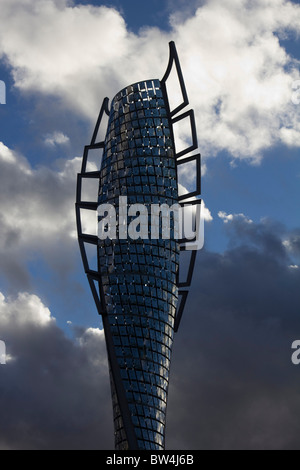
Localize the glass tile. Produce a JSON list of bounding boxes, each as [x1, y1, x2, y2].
[[97, 78, 179, 451]]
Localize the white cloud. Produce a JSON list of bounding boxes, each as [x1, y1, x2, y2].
[[280, 126, 300, 147], [44, 131, 70, 147], [218, 211, 253, 224], [0, 142, 82, 289], [172, 0, 300, 162], [0, 142, 79, 242], [0, 142, 18, 164], [0, 0, 299, 164], [0, 0, 299, 293], [0, 289, 113, 450], [202, 203, 213, 222], [0, 144, 81, 246], [0, 291, 53, 327], [282, 233, 300, 256], [218, 211, 235, 223], [283, 239, 292, 250], [0, 1, 140, 119]]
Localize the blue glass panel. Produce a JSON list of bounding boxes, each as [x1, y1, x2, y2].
[[98, 79, 179, 451]]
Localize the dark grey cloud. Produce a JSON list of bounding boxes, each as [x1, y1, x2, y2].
[[0, 142, 101, 328], [0, 143, 82, 290], [0, 294, 113, 450], [167, 217, 300, 450], [1, 216, 300, 450]]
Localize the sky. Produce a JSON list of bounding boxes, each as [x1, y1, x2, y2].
[[0, 0, 300, 450]]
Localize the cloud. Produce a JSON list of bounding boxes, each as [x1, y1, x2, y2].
[[0, 142, 81, 290], [171, 0, 300, 162], [0, 291, 113, 450], [283, 231, 300, 256], [0, 0, 300, 451], [0, 0, 139, 119], [0, 292, 53, 327], [202, 202, 213, 223], [0, 0, 299, 163], [44, 131, 70, 147], [218, 211, 253, 224], [1, 215, 300, 450], [166, 214, 300, 450]]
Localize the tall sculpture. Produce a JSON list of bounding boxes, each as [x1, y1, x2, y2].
[[76, 42, 202, 450]]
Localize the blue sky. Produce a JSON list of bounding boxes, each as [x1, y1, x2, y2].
[[0, 0, 300, 450]]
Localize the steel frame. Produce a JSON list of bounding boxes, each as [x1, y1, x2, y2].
[[75, 41, 201, 448]]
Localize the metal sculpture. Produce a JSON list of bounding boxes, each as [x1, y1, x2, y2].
[[76, 41, 201, 450]]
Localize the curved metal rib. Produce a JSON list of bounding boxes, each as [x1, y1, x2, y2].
[[76, 97, 110, 315], [161, 41, 189, 117], [76, 97, 139, 450], [75, 41, 202, 449], [161, 42, 202, 332]]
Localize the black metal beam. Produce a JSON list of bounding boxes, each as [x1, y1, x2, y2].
[[177, 153, 201, 201], [91, 97, 110, 146], [161, 41, 189, 117], [174, 291, 189, 333], [172, 109, 198, 159], [161, 42, 200, 333]]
